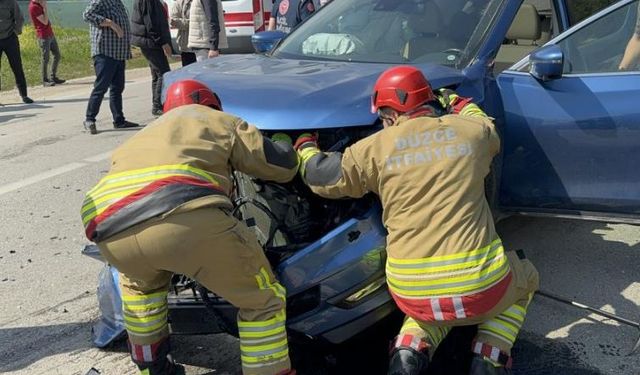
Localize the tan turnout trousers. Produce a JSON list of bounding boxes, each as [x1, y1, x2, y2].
[[98, 207, 290, 375]]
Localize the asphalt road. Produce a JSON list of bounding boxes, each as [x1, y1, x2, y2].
[[0, 67, 639, 375]]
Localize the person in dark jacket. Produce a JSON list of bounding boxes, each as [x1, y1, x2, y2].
[[131, 0, 172, 116], [0, 0, 33, 103]]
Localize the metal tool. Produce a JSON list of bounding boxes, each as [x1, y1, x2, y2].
[[536, 289, 640, 355]]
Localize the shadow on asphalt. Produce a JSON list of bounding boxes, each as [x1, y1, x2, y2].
[[0, 321, 94, 372], [0, 113, 36, 124]]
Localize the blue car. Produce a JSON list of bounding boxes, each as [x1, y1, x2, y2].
[[93, 0, 640, 360]]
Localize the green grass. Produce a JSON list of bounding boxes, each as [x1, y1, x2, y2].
[[0, 26, 149, 92]]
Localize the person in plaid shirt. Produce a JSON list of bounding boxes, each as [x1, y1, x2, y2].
[[82, 0, 139, 134]]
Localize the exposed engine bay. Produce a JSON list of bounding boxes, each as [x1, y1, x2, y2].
[[165, 125, 383, 336], [232, 125, 381, 266]]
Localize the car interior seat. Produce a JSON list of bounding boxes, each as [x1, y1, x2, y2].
[[494, 3, 542, 73], [402, 2, 456, 61]]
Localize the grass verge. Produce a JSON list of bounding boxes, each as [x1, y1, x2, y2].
[[0, 26, 149, 92]]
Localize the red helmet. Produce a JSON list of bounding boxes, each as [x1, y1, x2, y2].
[[371, 66, 436, 113], [163, 79, 222, 113]]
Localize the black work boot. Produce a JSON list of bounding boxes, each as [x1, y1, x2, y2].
[[388, 347, 430, 375], [469, 354, 512, 375], [130, 339, 183, 375], [135, 354, 184, 375]]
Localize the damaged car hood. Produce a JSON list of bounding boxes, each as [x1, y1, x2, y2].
[[162, 54, 465, 130]]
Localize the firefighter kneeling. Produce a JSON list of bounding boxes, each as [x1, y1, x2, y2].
[[80, 80, 297, 375], [294, 66, 539, 375]]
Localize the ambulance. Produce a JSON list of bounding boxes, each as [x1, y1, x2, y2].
[[165, 0, 275, 52]]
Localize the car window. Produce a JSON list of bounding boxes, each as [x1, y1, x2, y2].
[[273, 0, 505, 68], [493, 0, 555, 74], [558, 0, 638, 73], [566, 0, 621, 26]]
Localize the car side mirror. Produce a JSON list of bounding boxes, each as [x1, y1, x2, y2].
[[252, 31, 287, 54], [529, 45, 564, 81]]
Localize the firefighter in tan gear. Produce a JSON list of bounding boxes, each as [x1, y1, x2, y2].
[[80, 80, 297, 375], [294, 66, 539, 375]]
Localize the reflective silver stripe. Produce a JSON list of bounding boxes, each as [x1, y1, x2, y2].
[[474, 341, 483, 354], [122, 295, 167, 307], [387, 242, 503, 269], [490, 346, 501, 362], [143, 345, 153, 362], [452, 296, 466, 319], [242, 357, 289, 369], [238, 321, 285, 333], [123, 306, 168, 318], [242, 342, 289, 358], [410, 336, 422, 351], [431, 298, 444, 321], [242, 332, 287, 345], [386, 260, 508, 292]]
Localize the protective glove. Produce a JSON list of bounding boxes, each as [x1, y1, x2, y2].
[[294, 132, 319, 151], [294, 133, 320, 179], [271, 132, 293, 145], [437, 88, 457, 110]]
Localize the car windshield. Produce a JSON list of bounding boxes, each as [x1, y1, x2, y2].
[[273, 0, 505, 68]]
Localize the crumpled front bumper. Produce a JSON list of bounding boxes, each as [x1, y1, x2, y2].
[[84, 205, 396, 347]]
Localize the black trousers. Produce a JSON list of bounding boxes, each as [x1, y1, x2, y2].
[[0, 33, 28, 97], [140, 47, 171, 111], [181, 51, 196, 67]]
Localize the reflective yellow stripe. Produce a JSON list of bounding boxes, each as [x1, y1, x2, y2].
[[82, 164, 222, 224], [479, 322, 517, 343], [400, 320, 422, 333], [503, 310, 525, 324], [141, 369, 150, 375], [241, 338, 289, 353], [239, 326, 286, 339], [255, 268, 286, 302], [298, 147, 321, 179], [459, 103, 487, 118], [88, 164, 217, 194], [388, 239, 502, 266], [388, 252, 508, 287], [241, 351, 289, 364], [387, 243, 504, 275], [388, 263, 509, 297], [388, 253, 507, 287], [123, 309, 168, 324], [125, 319, 167, 334], [124, 301, 168, 312], [386, 239, 511, 298], [122, 291, 168, 302]]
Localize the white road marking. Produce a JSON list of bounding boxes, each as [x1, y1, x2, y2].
[[0, 150, 113, 196], [0, 162, 87, 196], [83, 151, 112, 163]]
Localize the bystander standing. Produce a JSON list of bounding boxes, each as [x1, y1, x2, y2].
[[131, 0, 172, 116], [170, 0, 196, 66], [82, 0, 139, 135], [187, 0, 227, 61], [0, 0, 33, 103], [28, 0, 66, 87]]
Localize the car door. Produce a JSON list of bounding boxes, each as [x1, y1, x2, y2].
[[497, 0, 640, 220]]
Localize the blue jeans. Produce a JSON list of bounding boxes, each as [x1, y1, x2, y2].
[[85, 55, 126, 124]]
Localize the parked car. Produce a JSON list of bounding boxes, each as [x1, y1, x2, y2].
[[90, 0, 639, 363]]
